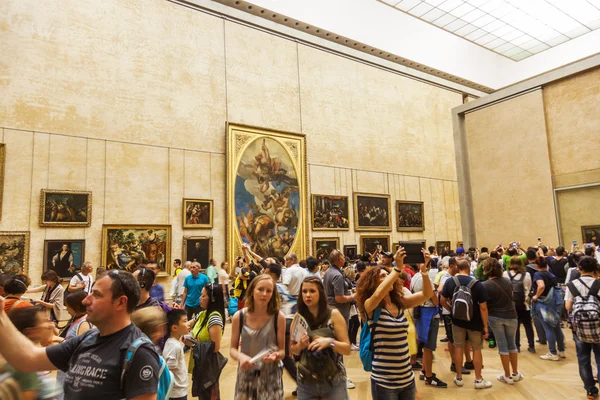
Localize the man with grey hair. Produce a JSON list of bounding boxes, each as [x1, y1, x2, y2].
[[67, 261, 94, 295], [282, 253, 307, 297]]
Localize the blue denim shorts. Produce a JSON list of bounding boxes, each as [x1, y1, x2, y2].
[[297, 380, 348, 400]]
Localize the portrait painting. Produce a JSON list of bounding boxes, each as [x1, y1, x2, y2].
[[396, 201, 425, 232], [312, 238, 340, 260], [312, 195, 349, 230], [361, 235, 390, 255], [344, 245, 358, 259], [183, 199, 213, 228], [183, 236, 213, 268], [43, 240, 85, 281], [0, 231, 30, 275], [227, 124, 308, 264], [353, 193, 392, 231], [0, 144, 5, 221], [582, 226, 600, 246], [101, 225, 171, 275], [40, 189, 92, 227], [436, 241, 451, 255]]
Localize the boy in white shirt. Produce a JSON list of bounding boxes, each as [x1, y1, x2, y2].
[[163, 309, 190, 400]]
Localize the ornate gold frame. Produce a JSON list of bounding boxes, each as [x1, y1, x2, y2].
[[396, 200, 425, 232], [39, 189, 92, 227], [182, 236, 213, 266], [311, 237, 340, 258], [101, 224, 171, 276], [353, 192, 392, 231], [43, 239, 86, 281], [360, 235, 391, 254], [0, 144, 5, 221], [311, 194, 350, 231], [0, 231, 30, 275], [182, 198, 214, 228], [581, 225, 600, 245], [226, 123, 308, 264]]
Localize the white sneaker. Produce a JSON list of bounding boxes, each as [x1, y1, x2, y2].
[[346, 379, 355, 389], [454, 377, 464, 387], [511, 372, 525, 382], [540, 352, 560, 361], [498, 375, 513, 385], [474, 379, 493, 389], [558, 351, 566, 358]]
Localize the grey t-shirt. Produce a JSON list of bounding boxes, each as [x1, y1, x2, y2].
[[46, 324, 159, 400], [482, 278, 518, 319], [323, 266, 350, 321]]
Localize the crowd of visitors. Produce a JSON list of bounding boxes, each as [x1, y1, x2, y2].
[[0, 240, 599, 400]]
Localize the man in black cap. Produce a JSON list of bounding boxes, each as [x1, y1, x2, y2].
[[381, 251, 394, 268]]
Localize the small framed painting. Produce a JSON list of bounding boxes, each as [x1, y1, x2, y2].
[[312, 195, 350, 230], [43, 240, 85, 281], [353, 193, 392, 231], [582, 226, 600, 246], [396, 201, 424, 232], [436, 241, 451, 255], [39, 189, 92, 227], [361, 235, 391, 255], [183, 199, 213, 228], [312, 238, 340, 260], [0, 231, 30, 274], [182, 236, 213, 268], [343, 245, 358, 259]]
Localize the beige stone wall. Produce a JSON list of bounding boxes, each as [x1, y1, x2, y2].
[[0, 0, 462, 283], [556, 186, 600, 246], [464, 90, 559, 247], [543, 67, 600, 188]]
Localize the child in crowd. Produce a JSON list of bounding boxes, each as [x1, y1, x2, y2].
[[132, 307, 167, 354], [163, 309, 190, 400]]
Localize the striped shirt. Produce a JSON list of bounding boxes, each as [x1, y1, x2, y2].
[[370, 307, 414, 389]]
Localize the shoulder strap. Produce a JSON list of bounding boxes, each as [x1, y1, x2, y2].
[[578, 278, 591, 291], [517, 273, 525, 283], [273, 312, 279, 346], [508, 272, 516, 281], [490, 278, 514, 302], [452, 276, 460, 288], [76, 273, 83, 281], [8, 300, 22, 311], [121, 336, 154, 389], [372, 307, 382, 324], [238, 308, 245, 337], [467, 278, 478, 289], [567, 281, 581, 298]]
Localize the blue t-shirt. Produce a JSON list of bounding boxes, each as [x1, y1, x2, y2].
[[184, 273, 209, 307]]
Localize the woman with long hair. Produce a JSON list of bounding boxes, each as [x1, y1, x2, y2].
[[230, 274, 285, 400], [290, 276, 351, 399], [482, 258, 522, 384], [27, 270, 64, 324], [356, 247, 433, 400], [503, 256, 534, 353]]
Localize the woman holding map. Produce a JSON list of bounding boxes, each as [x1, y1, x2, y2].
[[290, 276, 351, 399]]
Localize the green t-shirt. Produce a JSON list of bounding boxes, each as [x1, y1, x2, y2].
[[502, 254, 527, 270]]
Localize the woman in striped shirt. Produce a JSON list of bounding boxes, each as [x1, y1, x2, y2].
[[356, 247, 434, 400]]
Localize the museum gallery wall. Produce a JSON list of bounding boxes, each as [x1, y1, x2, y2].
[[0, 0, 463, 282]]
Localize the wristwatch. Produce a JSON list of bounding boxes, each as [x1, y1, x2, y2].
[[393, 267, 403, 274], [329, 338, 335, 348]]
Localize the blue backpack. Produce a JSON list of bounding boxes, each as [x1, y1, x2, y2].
[[359, 307, 381, 371], [122, 336, 174, 400], [228, 297, 239, 317]]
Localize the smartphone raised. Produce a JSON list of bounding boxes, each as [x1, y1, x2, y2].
[[398, 241, 425, 264]]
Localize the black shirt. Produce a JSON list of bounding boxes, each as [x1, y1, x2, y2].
[[548, 258, 568, 283], [441, 275, 488, 332], [46, 324, 159, 400]]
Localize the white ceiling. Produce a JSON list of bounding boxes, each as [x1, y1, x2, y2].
[[380, 0, 600, 60], [240, 0, 600, 89]]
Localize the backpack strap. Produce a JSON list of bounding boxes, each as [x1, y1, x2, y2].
[[466, 278, 478, 289], [452, 276, 460, 289], [372, 307, 382, 324], [76, 273, 83, 281], [508, 272, 515, 282], [567, 281, 581, 298], [121, 336, 153, 390], [238, 308, 245, 337]]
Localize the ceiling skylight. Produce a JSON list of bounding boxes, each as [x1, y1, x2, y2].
[[379, 0, 600, 60]]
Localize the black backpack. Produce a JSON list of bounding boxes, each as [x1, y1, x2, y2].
[[508, 272, 526, 306], [64, 273, 84, 301], [297, 325, 341, 384]]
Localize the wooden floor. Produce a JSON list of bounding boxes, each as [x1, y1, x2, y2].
[[194, 322, 589, 400]]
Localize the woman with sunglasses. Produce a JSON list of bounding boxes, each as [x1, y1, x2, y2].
[[356, 247, 433, 400], [186, 282, 226, 398], [290, 276, 351, 399]]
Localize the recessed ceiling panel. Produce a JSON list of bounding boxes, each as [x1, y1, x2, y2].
[[378, 0, 600, 60]]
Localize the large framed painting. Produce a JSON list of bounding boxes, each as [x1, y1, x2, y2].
[[183, 236, 213, 268], [312, 237, 340, 260], [227, 123, 308, 263], [436, 241, 451, 255], [396, 200, 425, 232], [0, 144, 5, 221], [39, 189, 92, 227], [43, 240, 85, 281], [361, 235, 390, 255], [582, 226, 600, 245], [182, 199, 213, 228], [0, 231, 30, 274], [312, 195, 349, 230], [343, 245, 358, 259], [353, 193, 391, 231], [101, 225, 171, 275]]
